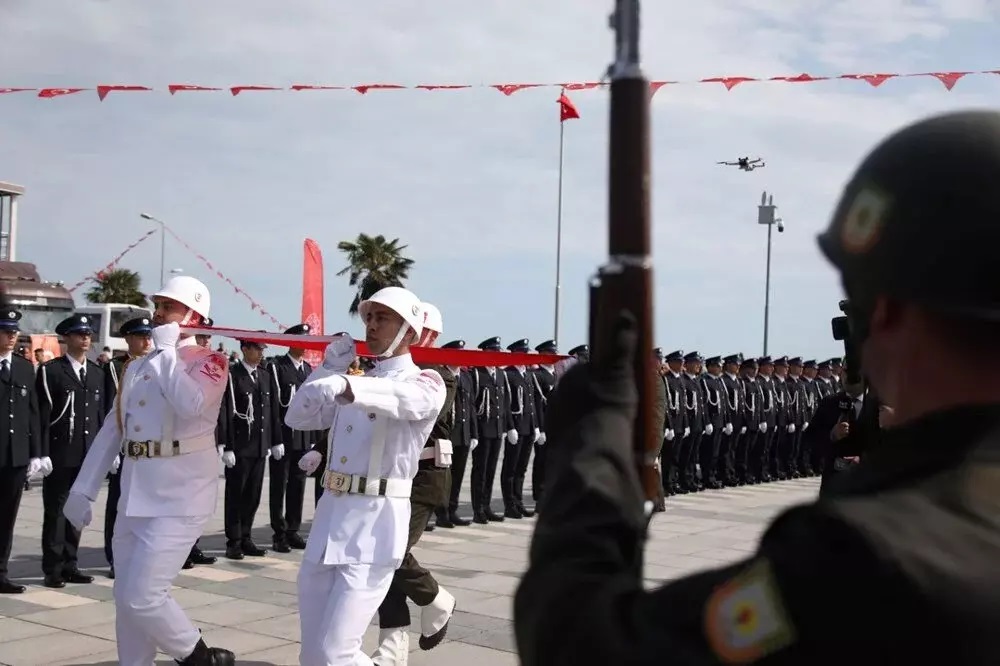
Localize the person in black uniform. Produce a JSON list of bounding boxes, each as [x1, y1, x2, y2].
[[435, 340, 477, 528], [660, 350, 685, 493], [785, 357, 809, 477], [219, 338, 281, 559], [799, 360, 822, 474], [36, 313, 104, 588], [699, 356, 726, 489], [500, 338, 539, 518], [515, 110, 1000, 664], [771, 356, 797, 480], [755, 356, 777, 482], [677, 352, 705, 491], [530, 340, 557, 508], [267, 323, 315, 553], [717, 353, 743, 486], [470, 336, 506, 523], [101, 316, 153, 578], [0, 310, 42, 594]]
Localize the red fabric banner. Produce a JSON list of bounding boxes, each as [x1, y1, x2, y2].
[[558, 92, 579, 121], [183, 326, 568, 367], [301, 238, 324, 369]]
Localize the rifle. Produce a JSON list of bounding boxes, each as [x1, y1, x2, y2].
[[589, 0, 659, 506]]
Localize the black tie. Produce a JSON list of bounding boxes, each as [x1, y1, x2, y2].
[[79, 367, 86, 384], [250, 368, 257, 383], [0, 359, 8, 382]]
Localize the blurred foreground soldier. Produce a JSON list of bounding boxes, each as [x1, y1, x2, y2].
[[514, 111, 1000, 664], [285, 287, 447, 666], [0, 310, 42, 594], [102, 316, 154, 579], [62, 276, 234, 665]]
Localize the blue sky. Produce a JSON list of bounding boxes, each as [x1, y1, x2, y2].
[[2, 0, 997, 357]]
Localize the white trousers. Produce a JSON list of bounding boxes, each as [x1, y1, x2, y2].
[[298, 560, 396, 666], [112, 514, 209, 665]]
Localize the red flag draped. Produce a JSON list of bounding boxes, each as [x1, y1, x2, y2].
[[558, 92, 579, 121], [301, 238, 325, 368]]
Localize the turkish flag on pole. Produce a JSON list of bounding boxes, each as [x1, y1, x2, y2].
[[301, 238, 325, 368], [558, 92, 580, 121]]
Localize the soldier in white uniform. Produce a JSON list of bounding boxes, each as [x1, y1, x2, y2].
[[285, 286, 447, 666], [62, 276, 235, 666]]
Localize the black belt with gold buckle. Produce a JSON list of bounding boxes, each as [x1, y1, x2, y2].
[[124, 440, 181, 458]]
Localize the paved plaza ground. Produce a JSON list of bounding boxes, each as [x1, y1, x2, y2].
[[0, 472, 819, 665]]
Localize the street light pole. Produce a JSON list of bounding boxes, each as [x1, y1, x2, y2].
[[756, 192, 783, 356], [140, 213, 165, 287]]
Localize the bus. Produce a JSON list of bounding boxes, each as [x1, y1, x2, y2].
[[0, 261, 75, 360], [75, 303, 153, 360]]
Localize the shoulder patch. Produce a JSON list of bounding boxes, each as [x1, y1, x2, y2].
[[197, 352, 229, 383], [704, 559, 795, 663], [417, 369, 444, 386]]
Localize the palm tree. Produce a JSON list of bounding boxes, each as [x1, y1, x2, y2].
[[336, 233, 415, 315], [85, 268, 148, 306]]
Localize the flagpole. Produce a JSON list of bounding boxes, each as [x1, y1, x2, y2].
[[553, 109, 566, 347]]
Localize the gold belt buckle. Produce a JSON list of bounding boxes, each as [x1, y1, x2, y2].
[[126, 440, 149, 458], [325, 471, 350, 496]]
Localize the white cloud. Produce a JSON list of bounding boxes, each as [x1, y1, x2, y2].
[[0, 0, 995, 356]]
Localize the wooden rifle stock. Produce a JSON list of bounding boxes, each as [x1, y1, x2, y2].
[[590, 0, 658, 505]]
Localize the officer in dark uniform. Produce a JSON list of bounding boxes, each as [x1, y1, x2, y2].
[[0, 310, 42, 594], [500, 338, 538, 518], [219, 338, 281, 560], [470, 337, 506, 523], [661, 350, 685, 493], [267, 323, 315, 553], [515, 110, 1000, 664], [755, 356, 777, 482], [649, 348, 668, 511], [718, 353, 743, 486], [101, 316, 153, 578], [37, 313, 104, 588], [529, 340, 557, 508], [829, 357, 844, 392], [699, 356, 726, 489], [786, 357, 809, 477], [800, 360, 822, 474], [435, 340, 477, 528]]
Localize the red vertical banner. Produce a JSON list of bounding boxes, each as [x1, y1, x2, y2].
[[301, 239, 325, 368]]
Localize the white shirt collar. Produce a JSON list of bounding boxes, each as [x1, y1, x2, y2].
[[369, 354, 415, 376], [241, 360, 259, 375]]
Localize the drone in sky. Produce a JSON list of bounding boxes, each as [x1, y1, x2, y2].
[[717, 156, 765, 171]]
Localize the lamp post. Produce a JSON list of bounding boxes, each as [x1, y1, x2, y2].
[[757, 191, 784, 356], [139, 213, 166, 288]]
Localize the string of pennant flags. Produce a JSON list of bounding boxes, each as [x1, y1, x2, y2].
[[67, 229, 157, 293], [2, 69, 997, 100]]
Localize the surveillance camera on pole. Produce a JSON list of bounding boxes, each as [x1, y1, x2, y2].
[[757, 191, 785, 355]]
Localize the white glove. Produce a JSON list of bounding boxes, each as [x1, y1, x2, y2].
[[787, 424, 796, 434], [683, 427, 690, 438], [110, 456, 121, 475], [740, 426, 747, 434], [151, 321, 181, 349], [506, 429, 518, 445], [63, 492, 93, 530], [323, 335, 355, 371], [315, 375, 348, 400], [665, 429, 675, 441], [704, 424, 714, 436], [299, 449, 323, 474], [270, 444, 285, 460], [217, 445, 225, 459], [469, 438, 479, 452], [39, 457, 53, 476], [759, 422, 768, 433], [221, 451, 236, 467], [27, 457, 42, 479], [533, 427, 540, 443], [723, 423, 733, 435], [536, 432, 547, 446], [803, 421, 810, 431]]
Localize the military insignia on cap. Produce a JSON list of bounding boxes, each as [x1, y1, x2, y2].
[[142, 318, 149, 325], [194, 293, 202, 302], [411, 304, 419, 316], [840, 186, 889, 254], [704, 559, 795, 663], [6, 311, 13, 318], [80, 316, 87, 323]]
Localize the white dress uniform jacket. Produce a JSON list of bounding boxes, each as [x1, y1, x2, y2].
[[285, 353, 446, 567], [71, 337, 230, 515]]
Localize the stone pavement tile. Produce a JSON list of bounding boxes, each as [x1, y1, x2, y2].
[[168, 586, 239, 609], [173, 565, 249, 584], [438, 572, 520, 597], [255, 565, 300, 582], [433, 539, 525, 559], [186, 597, 292, 626], [0, 596, 50, 618], [0, 630, 116, 666], [240, 641, 300, 665], [459, 594, 512, 621], [184, 578, 299, 609], [17, 600, 118, 630], [407, 549, 478, 567], [0, 616, 61, 641], [407, 640, 519, 665], [239, 611, 301, 642], [55, 581, 117, 602], [18, 586, 101, 609], [438, 583, 503, 609], [199, 624, 293, 655]]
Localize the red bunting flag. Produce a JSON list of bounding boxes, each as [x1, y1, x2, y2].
[[38, 88, 86, 98], [558, 92, 579, 121], [97, 85, 152, 101], [168, 84, 223, 94]]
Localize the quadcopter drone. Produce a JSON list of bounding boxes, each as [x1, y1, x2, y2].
[[717, 156, 765, 171]]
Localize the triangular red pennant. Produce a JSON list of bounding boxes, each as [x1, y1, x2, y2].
[[700, 76, 757, 90], [839, 73, 896, 87], [38, 88, 87, 98], [353, 84, 405, 94], [230, 86, 282, 96], [492, 84, 544, 96], [415, 84, 471, 90], [290, 85, 346, 91], [168, 84, 222, 94], [560, 82, 601, 90], [0, 88, 36, 94], [648, 81, 671, 98], [769, 73, 828, 83], [97, 85, 152, 101], [923, 72, 968, 90]]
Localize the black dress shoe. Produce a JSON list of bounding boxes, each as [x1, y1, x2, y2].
[[503, 506, 522, 519], [107, 567, 115, 579], [424, 522, 436, 532], [286, 532, 306, 549], [183, 558, 195, 569], [448, 512, 471, 527], [63, 571, 94, 584], [241, 541, 267, 557], [485, 509, 504, 522], [178, 637, 235, 666], [435, 516, 455, 528], [517, 505, 535, 518], [0, 578, 25, 594], [272, 539, 291, 554], [44, 575, 65, 588], [224, 546, 244, 560], [472, 512, 489, 525], [189, 548, 217, 565]]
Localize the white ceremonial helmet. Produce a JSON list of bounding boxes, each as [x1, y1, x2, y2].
[[416, 302, 442, 347], [359, 286, 424, 355], [153, 275, 211, 319]]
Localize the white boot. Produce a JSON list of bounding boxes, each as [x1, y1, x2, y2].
[[371, 627, 409, 666], [419, 587, 456, 650]]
